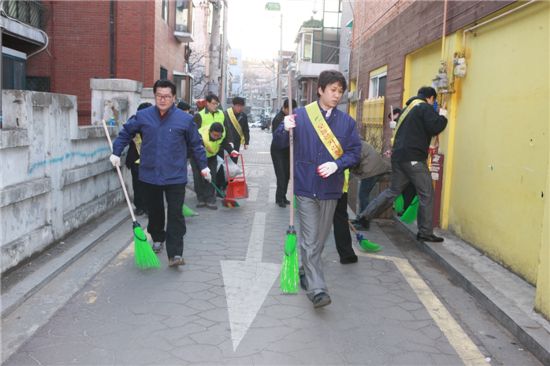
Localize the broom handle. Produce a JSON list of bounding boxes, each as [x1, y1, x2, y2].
[[101, 119, 137, 223], [288, 71, 294, 227]]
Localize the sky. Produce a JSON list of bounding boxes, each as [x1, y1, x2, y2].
[[227, 0, 319, 60]]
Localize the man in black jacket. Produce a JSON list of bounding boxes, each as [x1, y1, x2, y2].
[[270, 98, 297, 207], [357, 86, 448, 242], [224, 97, 250, 153]]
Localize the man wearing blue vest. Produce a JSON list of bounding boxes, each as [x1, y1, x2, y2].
[[273, 70, 361, 308], [109, 80, 210, 267], [357, 86, 448, 242]]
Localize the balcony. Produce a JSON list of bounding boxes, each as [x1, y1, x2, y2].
[[174, 24, 193, 43], [1, 0, 47, 51], [2, 0, 44, 29]]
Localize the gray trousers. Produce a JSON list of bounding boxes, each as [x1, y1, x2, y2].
[[359, 160, 434, 236], [296, 196, 338, 300]]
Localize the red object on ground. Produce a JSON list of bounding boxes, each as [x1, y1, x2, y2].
[[225, 154, 248, 200]]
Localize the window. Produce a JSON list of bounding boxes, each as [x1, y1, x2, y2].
[[2, 50, 26, 90], [160, 67, 168, 80], [161, 0, 169, 23], [301, 33, 313, 61], [175, 0, 190, 33], [26, 76, 50, 92], [368, 66, 387, 98]]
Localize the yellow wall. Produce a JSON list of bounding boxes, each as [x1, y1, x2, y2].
[[450, 1, 549, 285], [402, 1, 549, 306]]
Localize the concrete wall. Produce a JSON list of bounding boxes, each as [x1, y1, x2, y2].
[[0, 80, 141, 273]]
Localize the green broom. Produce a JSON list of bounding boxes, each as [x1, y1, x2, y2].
[[394, 194, 405, 215], [182, 203, 198, 217], [400, 195, 419, 224], [102, 120, 160, 269], [348, 221, 382, 252], [280, 76, 300, 294]]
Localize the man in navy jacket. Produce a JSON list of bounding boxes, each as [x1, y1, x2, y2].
[[273, 70, 361, 308], [110, 80, 209, 267]]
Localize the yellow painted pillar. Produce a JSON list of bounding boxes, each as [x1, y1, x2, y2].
[[534, 130, 550, 318]]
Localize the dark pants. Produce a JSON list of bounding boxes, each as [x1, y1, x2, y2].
[[333, 193, 357, 261], [360, 160, 434, 236], [130, 165, 147, 211], [194, 156, 218, 204], [358, 174, 384, 212], [143, 182, 187, 259], [270, 146, 290, 203], [402, 183, 417, 211]]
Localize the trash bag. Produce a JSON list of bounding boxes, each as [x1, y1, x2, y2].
[[226, 158, 242, 178]]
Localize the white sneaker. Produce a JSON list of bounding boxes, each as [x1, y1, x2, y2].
[[152, 242, 163, 253]]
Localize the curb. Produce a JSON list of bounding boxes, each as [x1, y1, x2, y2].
[[1, 206, 130, 319], [395, 218, 550, 365]]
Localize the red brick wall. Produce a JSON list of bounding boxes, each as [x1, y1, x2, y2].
[[350, 0, 514, 151], [26, 0, 188, 124], [115, 1, 155, 86], [27, 1, 112, 124], [153, 0, 188, 85]]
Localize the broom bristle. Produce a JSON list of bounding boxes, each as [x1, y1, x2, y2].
[[182, 204, 198, 217], [359, 238, 382, 253], [394, 194, 404, 214], [280, 233, 299, 294], [400, 196, 419, 224], [133, 226, 160, 269]]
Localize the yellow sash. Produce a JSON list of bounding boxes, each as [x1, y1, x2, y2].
[[227, 108, 245, 145], [391, 99, 426, 145], [305, 102, 343, 160]]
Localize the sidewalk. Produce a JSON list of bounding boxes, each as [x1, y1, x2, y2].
[[394, 218, 550, 365]]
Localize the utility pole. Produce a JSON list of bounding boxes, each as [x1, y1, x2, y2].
[[207, 0, 221, 96]]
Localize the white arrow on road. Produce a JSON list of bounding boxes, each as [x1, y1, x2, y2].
[[221, 212, 280, 351]]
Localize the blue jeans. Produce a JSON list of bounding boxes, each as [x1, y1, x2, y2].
[[358, 174, 385, 212]]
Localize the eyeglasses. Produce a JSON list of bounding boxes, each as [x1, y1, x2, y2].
[[155, 94, 173, 101], [209, 101, 220, 106]]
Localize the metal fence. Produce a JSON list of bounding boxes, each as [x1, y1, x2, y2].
[[2, 0, 45, 29]]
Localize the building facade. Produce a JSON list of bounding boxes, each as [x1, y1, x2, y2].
[[349, 0, 549, 318], [7, 0, 193, 124]]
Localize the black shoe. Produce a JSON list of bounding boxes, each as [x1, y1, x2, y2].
[[352, 217, 370, 230], [284, 199, 291, 204], [277, 201, 286, 208], [312, 292, 332, 308], [417, 233, 444, 242], [340, 255, 358, 264]]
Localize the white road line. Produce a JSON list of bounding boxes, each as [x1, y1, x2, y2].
[[355, 250, 487, 366]]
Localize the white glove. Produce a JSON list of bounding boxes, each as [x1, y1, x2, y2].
[[201, 167, 212, 183], [439, 108, 448, 118], [283, 114, 296, 131], [109, 154, 121, 167], [317, 162, 338, 178]]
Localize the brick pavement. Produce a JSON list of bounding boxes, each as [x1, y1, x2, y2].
[[4, 130, 492, 365]]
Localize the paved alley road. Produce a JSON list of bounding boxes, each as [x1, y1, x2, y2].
[[4, 129, 541, 366]]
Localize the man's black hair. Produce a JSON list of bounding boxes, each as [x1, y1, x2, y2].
[[153, 79, 176, 95], [283, 98, 298, 109], [317, 70, 347, 97], [138, 102, 152, 111], [232, 97, 245, 106], [417, 86, 437, 100], [388, 107, 401, 119], [177, 101, 191, 111], [209, 122, 224, 133], [206, 94, 220, 103]]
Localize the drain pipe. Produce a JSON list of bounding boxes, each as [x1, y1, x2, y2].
[[109, 0, 115, 78], [462, 0, 537, 49]]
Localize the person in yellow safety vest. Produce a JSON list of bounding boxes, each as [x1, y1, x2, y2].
[[194, 122, 235, 210], [190, 94, 227, 199], [193, 94, 226, 130], [332, 169, 359, 264]]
